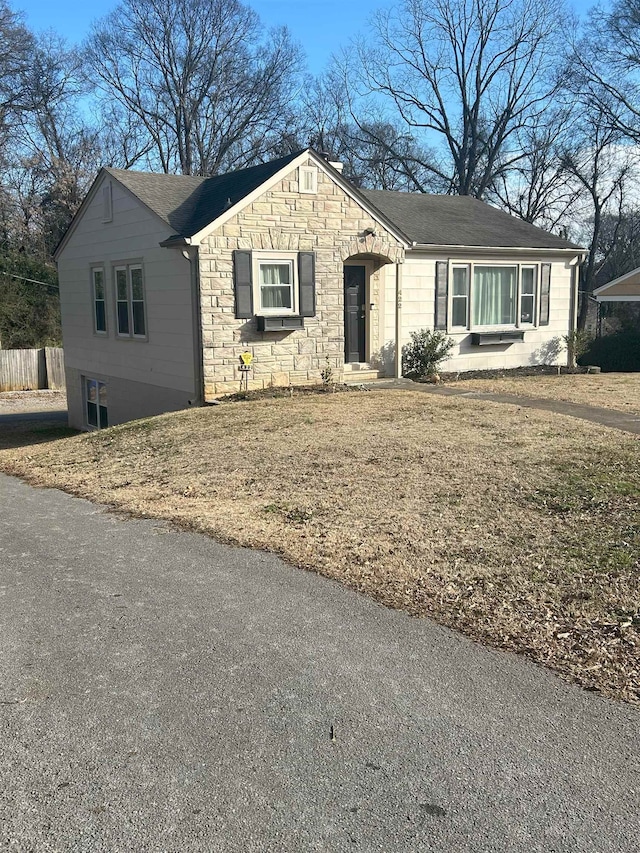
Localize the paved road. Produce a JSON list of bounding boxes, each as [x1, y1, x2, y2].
[[1, 474, 638, 852], [0, 409, 67, 425]]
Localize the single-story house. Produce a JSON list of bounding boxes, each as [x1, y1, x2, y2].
[[594, 268, 640, 302], [54, 148, 584, 429]]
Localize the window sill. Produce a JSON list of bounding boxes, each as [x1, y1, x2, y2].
[[257, 315, 305, 331], [470, 330, 526, 346]]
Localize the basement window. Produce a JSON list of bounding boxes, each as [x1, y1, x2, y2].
[[86, 378, 108, 428]]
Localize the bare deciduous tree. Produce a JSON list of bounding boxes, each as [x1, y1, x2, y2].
[[351, 0, 571, 197], [559, 98, 635, 329], [489, 111, 581, 230], [0, 0, 33, 140], [573, 0, 640, 144], [86, 0, 303, 175]]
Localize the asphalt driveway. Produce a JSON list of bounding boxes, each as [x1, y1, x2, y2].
[[0, 473, 638, 852]]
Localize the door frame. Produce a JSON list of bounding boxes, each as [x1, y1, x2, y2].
[[343, 260, 374, 363]]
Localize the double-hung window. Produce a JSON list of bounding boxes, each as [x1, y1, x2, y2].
[[86, 378, 108, 428], [255, 255, 297, 315], [451, 265, 469, 328], [92, 267, 107, 333], [520, 266, 537, 325], [115, 264, 146, 337]]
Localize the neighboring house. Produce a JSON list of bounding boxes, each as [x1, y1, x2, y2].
[[54, 148, 584, 429], [594, 268, 640, 303]]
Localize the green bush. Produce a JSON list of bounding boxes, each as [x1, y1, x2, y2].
[[402, 329, 454, 378], [578, 329, 640, 372], [563, 330, 593, 368]]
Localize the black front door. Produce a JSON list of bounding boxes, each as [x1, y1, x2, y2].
[[344, 266, 366, 363]]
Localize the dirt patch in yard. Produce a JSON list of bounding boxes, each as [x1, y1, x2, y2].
[[0, 390, 66, 413], [0, 391, 638, 704], [449, 372, 640, 415]]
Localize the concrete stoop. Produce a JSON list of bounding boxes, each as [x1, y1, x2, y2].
[[342, 364, 384, 383]]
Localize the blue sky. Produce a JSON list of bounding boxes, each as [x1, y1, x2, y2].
[[20, 0, 374, 74], [21, 0, 594, 76]]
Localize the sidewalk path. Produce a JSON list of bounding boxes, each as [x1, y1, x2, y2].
[[365, 378, 640, 434]]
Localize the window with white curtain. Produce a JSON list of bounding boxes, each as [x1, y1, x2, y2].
[[472, 266, 517, 326], [254, 255, 297, 314], [449, 263, 539, 330]]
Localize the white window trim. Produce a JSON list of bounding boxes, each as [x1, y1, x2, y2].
[[91, 266, 107, 335], [448, 261, 541, 332], [450, 263, 470, 329], [114, 262, 147, 339], [299, 165, 317, 194], [519, 264, 537, 327], [84, 377, 108, 430], [253, 252, 298, 316]]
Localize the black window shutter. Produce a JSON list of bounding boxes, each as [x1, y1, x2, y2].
[[298, 252, 316, 317], [435, 261, 448, 330], [233, 250, 253, 319], [540, 263, 551, 326]]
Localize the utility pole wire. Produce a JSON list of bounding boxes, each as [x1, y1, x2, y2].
[[1, 272, 59, 291]]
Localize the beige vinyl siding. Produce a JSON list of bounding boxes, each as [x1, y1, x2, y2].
[[380, 252, 577, 373], [57, 175, 196, 399]]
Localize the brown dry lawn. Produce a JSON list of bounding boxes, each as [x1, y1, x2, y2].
[[1, 390, 638, 703], [452, 372, 640, 415]]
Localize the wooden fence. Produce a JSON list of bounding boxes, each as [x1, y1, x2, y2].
[[0, 347, 65, 392]]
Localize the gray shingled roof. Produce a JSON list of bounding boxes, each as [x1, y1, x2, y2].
[[361, 190, 580, 250], [106, 150, 304, 238], [104, 151, 579, 251]]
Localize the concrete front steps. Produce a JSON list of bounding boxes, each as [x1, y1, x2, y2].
[[342, 363, 385, 383]]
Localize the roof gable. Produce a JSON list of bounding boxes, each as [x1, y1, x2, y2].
[[106, 150, 305, 238], [594, 266, 640, 296]]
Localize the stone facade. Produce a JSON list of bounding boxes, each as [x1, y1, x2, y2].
[[198, 157, 405, 398]]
